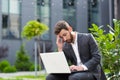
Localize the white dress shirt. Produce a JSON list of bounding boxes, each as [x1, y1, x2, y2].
[[71, 32, 88, 70]]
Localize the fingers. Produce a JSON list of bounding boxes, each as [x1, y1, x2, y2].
[[56, 35, 61, 44], [70, 65, 76, 71], [70, 65, 84, 71], [56, 35, 63, 52]]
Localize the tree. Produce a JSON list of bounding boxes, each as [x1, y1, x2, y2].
[[21, 20, 49, 40], [15, 44, 31, 71], [21, 20, 49, 76]]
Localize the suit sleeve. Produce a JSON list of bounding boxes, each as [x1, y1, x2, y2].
[[84, 33, 101, 71]]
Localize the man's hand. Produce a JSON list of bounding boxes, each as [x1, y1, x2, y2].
[[56, 35, 64, 52], [70, 65, 84, 71]]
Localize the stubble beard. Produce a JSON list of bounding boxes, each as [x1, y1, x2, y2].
[[66, 32, 74, 43]]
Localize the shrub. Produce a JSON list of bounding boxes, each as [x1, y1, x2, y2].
[[3, 66, 17, 73], [0, 60, 10, 72], [89, 19, 120, 80], [29, 63, 41, 71], [15, 44, 32, 71]]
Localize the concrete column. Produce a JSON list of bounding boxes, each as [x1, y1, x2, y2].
[[114, 0, 120, 19], [118, 0, 120, 19], [109, 0, 113, 26], [21, 0, 35, 27], [50, 0, 63, 51], [0, 0, 2, 42], [76, 0, 88, 33], [99, 0, 109, 32]]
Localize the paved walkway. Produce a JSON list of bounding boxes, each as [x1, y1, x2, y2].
[[0, 70, 46, 78]]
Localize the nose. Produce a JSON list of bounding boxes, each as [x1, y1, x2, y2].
[[63, 37, 66, 41]]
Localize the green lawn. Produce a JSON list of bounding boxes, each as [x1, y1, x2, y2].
[[0, 75, 46, 80]]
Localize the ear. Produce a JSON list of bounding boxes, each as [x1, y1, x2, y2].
[[68, 26, 73, 32]]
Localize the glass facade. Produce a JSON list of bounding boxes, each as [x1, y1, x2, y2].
[[0, 0, 116, 65], [63, 0, 76, 30], [37, 0, 50, 40], [2, 0, 21, 39], [88, 0, 99, 27]]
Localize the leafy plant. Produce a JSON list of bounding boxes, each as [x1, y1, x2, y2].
[[15, 44, 32, 71], [3, 66, 17, 73], [0, 60, 16, 73], [29, 63, 41, 71], [89, 19, 120, 80], [0, 60, 10, 72], [21, 20, 49, 73], [21, 20, 49, 40]]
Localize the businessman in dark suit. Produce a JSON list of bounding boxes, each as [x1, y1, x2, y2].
[[46, 20, 107, 80]]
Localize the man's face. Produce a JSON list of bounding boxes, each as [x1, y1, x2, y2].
[[58, 29, 73, 43]]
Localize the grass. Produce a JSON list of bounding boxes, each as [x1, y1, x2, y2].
[[0, 78, 3, 80], [0, 75, 46, 80]]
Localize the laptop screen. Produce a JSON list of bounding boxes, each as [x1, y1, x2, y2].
[[40, 52, 71, 74]]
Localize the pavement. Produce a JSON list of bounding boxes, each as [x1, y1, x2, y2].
[[0, 70, 46, 79]]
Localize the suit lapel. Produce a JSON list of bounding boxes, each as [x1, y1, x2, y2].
[[69, 33, 82, 64], [68, 44, 77, 63], [77, 34, 83, 61], [77, 34, 81, 57]]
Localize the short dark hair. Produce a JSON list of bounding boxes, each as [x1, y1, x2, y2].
[[54, 20, 69, 35]]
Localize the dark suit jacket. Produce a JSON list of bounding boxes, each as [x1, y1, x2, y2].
[[62, 33, 107, 80]]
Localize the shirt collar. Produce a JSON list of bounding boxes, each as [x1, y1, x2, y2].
[[74, 32, 77, 44], [71, 32, 77, 44]]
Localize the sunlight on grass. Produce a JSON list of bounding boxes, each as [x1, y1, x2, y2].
[[0, 77, 4, 80], [15, 75, 45, 79], [0, 75, 46, 80]]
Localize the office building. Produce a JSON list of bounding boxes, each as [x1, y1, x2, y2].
[[0, 0, 119, 64]]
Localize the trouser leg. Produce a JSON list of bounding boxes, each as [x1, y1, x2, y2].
[[46, 74, 70, 80], [69, 72, 96, 80]]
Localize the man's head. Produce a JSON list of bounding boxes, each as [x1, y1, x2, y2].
[[54, 20, 74, 43]]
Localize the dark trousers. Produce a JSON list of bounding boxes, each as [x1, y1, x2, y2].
[[46, 72, 96, 80]]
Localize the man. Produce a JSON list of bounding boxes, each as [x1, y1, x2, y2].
[[46, 20, 106, 80]]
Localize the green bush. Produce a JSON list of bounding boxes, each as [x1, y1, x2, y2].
[[0, 60, 10, 72], [29, 64, 35, 71], [15, 44, 32, 71], [3, 66, 17, 73], [29, 63, 41, 71], [15, 62, 32, 71], [89, 19, 120, 80], [21, 20, 49, 40]]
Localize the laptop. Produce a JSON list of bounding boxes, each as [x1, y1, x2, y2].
[[40, 52, 71, 74]]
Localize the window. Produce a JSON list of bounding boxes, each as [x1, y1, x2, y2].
[[88, 0, 99, 27], [63, 0, 76, 30], [2, 0, 21, 39], [37, 0, 50, 40]]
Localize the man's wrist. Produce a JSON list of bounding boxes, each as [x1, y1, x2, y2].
[[58, 48, 62, 52], [81, 65, 88, 71]]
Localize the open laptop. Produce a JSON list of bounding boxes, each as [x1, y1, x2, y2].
[[40, 52, 71, 74]]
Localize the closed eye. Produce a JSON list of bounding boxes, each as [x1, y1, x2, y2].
[[63, 33, 67, 37]]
